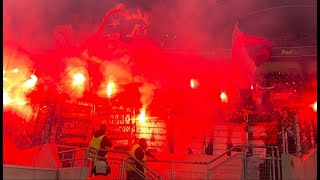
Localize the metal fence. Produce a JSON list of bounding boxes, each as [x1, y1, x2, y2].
[[57, 145, 281, 180], [58, 148, 162, 180], [185, 123, 246, 156], [243, 146, 281, 180], [281, 109, 317, 157], [147, 159, 208, 180], [210, 153, 244, 180]]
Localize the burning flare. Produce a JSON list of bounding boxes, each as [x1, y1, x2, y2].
[[72, 73, 85, 86], [3, 92, 11, 105], [190, 78, 199, 89], [312, 102, 317, 112], [3, 67, 35, 121], [107, 81, 116, 98], [24, 74, 38, 88], [220, 91, 228, 103], [3, 71, 37, 107], [3, 46, 36, 121], [12, 68, 19, 73], [138, 108, 147, 123]]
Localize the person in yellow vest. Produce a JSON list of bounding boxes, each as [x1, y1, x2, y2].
[[88, 124, 112, 176], [126, 138, 155, 180]]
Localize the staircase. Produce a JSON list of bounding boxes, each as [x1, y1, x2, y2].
[[4, 144, 290, 180]]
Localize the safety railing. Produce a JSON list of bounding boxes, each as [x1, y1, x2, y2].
[[146, 145, 281, 180], [94, 149, 162, 180], [58, 148, 88, 168], [58, 145, 281, 180], [210, 153, 242, 172], [243, 146, 281, 180], [210, 153, 244, 180], [147, 158, 208, 180], [58, 148, 162, 180]]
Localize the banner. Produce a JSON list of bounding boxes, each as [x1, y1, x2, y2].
[[84, 4, 149, 59], [231, 23, 272, 89]]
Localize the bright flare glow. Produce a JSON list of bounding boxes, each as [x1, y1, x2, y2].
[[220, 91, 228, 103], [251, 85, 254, 90], [313, 102, 317, 112], [3, 92, 11, 105], [3, 70, 6, 81], [24, 74, 38, 88], [137, 107, 152, 140], [190, 78, 199, 89], [138, 108, 147, 123], [12, 68, 19, 73], [72, 73, 85, 86], [17, 100, 27, 105], [3, 48, 35, 121], [107, 82, 116, 98]]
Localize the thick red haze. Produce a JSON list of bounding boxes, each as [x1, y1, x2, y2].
[[3, 0, 252, 161]]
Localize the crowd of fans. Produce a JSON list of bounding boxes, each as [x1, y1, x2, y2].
[[261, 72, 303, 92], [257, 71, 316, 91], [227, 71, 317, 157]]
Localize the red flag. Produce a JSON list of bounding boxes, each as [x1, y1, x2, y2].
[[244, 34, 273, 66], [231, 23, 272, 89], [83, 4, 149, 59]]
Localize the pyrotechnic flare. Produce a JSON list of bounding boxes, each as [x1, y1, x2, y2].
[[190, 78, 199, 89], [107, 81, 116, 98], [72, 73, 85, 86], [138, 107, 147, 123], [12, 68, 19, 73], [312, 102, 317, 112], [3, 46, 35, 121], [220, 91, 228, 103], [3, 92, 11, 105], [24, 74, 38, 88]]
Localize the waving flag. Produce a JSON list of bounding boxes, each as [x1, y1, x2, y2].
[[84, 4, 149, 59], [94, 4, 149, 40], [231, 23, 272, 89]]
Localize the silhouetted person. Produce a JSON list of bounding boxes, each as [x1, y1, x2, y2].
[[88, 124, 113, 176], [126, 138, 155, 180], [205, 140, 214, 155]]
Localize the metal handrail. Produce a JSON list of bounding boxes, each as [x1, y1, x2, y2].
[[58, 148, 87, 155], [57, 145, 279, 166], [209, 153, 242, 172], [123, 158, 154, 180], [57, 145, 280, 180], [92, 149, 163, 180], [147, 159, 208, 165], [206, 146, 243, 165], [207, 145, 279, 165], [58, 148, 163, 179]]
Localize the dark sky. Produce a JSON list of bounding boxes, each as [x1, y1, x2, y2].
[[3, 0, 317, 51]]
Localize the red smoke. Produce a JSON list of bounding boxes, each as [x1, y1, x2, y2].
[[4, 1, 252, 158]]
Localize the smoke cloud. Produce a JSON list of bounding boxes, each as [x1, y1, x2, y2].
[[3, 0, 119, 51], [3, 46, 35, 121], [3, 0, 317, 154], [4, 0, 316, 51]]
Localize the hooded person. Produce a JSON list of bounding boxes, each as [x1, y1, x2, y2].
[[88, 124, 113, 176], [126, 138, 155, 180]]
